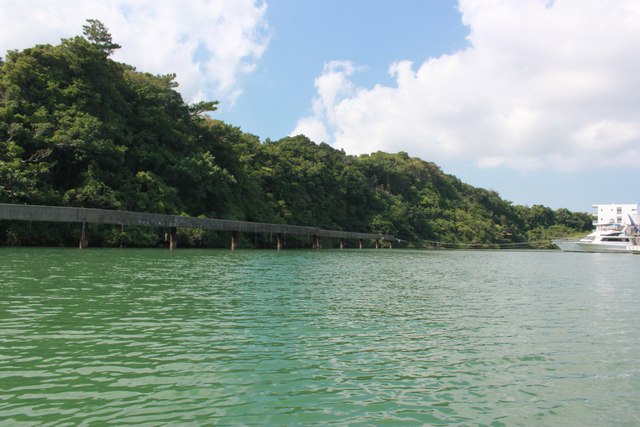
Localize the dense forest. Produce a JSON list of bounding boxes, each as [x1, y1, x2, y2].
[[0, 21, 592, 248]]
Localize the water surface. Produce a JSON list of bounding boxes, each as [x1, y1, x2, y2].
[[1, 248, 639, 425]]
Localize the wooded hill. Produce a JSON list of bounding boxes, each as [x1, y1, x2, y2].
[[0, 21, 591, 248]]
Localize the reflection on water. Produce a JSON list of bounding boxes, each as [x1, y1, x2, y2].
[[1, 248, 640, 425]]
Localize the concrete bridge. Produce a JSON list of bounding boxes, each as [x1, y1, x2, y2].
[[0, 203, 394, 250]]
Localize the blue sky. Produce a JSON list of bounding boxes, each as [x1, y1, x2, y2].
[[218, 0, 469, 141], [1, 0, 639, 213]]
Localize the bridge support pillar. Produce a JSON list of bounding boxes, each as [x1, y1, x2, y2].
[[375, 239, 380, 249], [339, 238, 345, 249], [79, 222, 88, 249], [169, 227, 178, 250], [359, 239, 364, 249], [312, 235, 322, 249], [276, 233, 284, 250], [231, 230, 239, 250]]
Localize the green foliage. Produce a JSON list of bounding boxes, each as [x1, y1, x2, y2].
[[189, 100, 219, 116], [0, 20, 593, 248], [82, 19, 121, 56]]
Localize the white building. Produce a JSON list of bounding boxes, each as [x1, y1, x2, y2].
[[592, 203, 639, 227]]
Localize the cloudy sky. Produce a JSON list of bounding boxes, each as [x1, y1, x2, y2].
[[1, 0, 639, 212]]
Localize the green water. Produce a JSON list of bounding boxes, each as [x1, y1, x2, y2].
[[1, 248, 639, 426]]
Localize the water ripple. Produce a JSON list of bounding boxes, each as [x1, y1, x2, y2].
[[1, 248, 640, 425]]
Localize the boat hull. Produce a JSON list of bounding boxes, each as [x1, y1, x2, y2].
[[553, 240, 583, 252], [554, 239, 637, 253], [574, 242, 632, 253]]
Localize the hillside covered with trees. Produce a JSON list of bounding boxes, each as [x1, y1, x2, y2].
[[0, 21, 592, 248]]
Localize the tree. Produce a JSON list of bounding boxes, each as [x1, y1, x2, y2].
[[82, 19, 121, 56]]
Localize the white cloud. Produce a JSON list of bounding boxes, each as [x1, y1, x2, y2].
[[290, 60, 359, 142], [293, 0, 640, 172], [290, 117, 329, 144], [0, 0, 270, 104]]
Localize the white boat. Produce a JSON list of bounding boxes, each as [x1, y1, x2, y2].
[[553, 225, 640, 253]]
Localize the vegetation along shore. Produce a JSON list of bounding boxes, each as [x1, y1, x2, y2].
[[0, 21, 591, 249]]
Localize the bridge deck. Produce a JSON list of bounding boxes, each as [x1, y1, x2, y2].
[[0, 203, 394, 248]]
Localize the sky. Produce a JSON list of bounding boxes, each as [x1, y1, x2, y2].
[[1, 0, 639, 213]]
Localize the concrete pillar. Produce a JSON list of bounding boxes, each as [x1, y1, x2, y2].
[[276, 233, 284, 250], [339, 238, 345, 249], [231, 230, 239, 250], [79, 222, 88, 249], [359, 239, 364, 249], [169, 227, 178, 250], [375, 239, 380, 249], [312, 235, 322, 249]]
